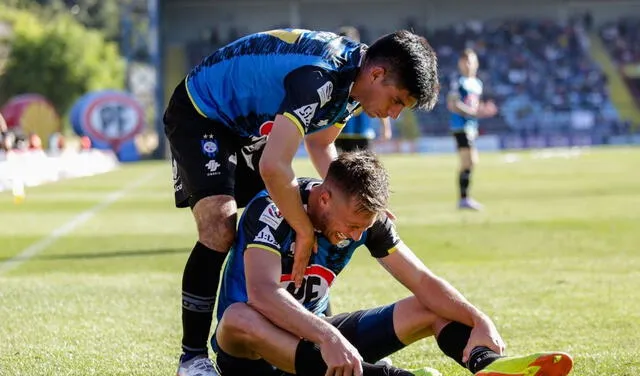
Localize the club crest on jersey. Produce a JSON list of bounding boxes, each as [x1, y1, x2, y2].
[[201, 134, 218, 157], [293, 103, 318, 127], [254, 226, 280, 248], [259, 203, 284, 229], [336, 239, 351, 248]]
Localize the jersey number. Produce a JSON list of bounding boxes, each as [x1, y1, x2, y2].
[[285, 276, 321, 304]]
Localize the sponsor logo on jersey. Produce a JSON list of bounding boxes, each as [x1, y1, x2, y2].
[[259, 120, 274, 136], [280, 265, 336, 305], [254, 226, 280, 248], [293, 103, 318, 127], [172, 158, 182, 191], [317, 81, 333, 108], [205, 160, 221, 175], [259, 203, 284, 229]]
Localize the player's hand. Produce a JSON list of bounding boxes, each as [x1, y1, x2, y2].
[[477, 100, 498, 118], [291, 228, 317, 288], [462, 315, 506, 363], [320, 330, 363, 376]]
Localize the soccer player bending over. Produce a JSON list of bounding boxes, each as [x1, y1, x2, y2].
[[212, 151, 574, 376]]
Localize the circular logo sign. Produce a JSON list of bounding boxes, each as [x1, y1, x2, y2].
[[81, 92, 145, 147]]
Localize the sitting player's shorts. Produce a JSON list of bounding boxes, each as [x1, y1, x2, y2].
[[452, 128, 477, 149], [213, 303, 405, 376], [334, 138, 371, 153], [164, 79, 267, 208]]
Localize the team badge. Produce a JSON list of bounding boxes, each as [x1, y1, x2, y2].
[[201, 134, 218, 157], [336, 239, 351, 248]]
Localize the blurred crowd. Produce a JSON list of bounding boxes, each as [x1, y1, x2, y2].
[[422, 18, 620, 137], [185, 17, 640, 139], [600, 17, 640, 65]]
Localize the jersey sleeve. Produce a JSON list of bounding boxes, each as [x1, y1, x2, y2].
[[364, 215, 402, 258], [279, 66, 336, 135], [242, 196, 291, 257]]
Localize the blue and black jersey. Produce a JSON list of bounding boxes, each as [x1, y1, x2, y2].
[[216, 178, 401, 319], [449, 76, 483, 132], [186, 29, 365, 138]]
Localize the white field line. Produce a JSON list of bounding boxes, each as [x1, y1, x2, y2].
[[0, 169, 159, 276]]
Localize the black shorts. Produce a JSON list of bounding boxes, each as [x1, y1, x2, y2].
[[164, 79, 267, 208], [213, 303, 405, 376], [334, 138, 371, 152], [453, 130, 475, 149]]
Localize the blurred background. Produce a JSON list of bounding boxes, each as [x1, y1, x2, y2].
[[1, 0, 639, 173]]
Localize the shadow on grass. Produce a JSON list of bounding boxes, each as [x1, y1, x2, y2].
[[0, 248, 188, 262]]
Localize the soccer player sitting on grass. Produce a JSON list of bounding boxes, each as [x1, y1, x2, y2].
[[211, 151, 574, 376]]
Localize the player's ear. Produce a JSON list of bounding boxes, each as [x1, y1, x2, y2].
[[319, 188, 331, 208], [370, 66, 385, 83]]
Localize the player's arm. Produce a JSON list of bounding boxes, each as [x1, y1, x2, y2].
[[263, 66, 337, 285], [245, 248, 338, 343], [260, 114, 315, 252], [378, 242, 486, 327], [447, 90, 497, 118], [366, 216, 485, 326], [446, 91, 479, 117], [303, 124, 340, 178], [245, 247, 363, 374], [378, 244, 505, 360]]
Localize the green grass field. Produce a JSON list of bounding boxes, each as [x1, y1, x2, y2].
[[1, 147, 639, 375]]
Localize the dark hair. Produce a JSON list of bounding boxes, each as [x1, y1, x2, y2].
[[365, 30, 440, 111], [324, 150, 390, 215]]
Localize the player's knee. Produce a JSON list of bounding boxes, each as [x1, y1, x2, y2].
[[192, 195, 238, 250], [220, 303, 263, 342]]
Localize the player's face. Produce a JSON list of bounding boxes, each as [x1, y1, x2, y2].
[[315, 189, 377, 245], [356, 66, 417, 120], [459, 55, 479, 76]]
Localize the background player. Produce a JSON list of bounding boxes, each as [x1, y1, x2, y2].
[[334, 26, 393, 153], [446, 49, 498, 210], [212, 151, 574, 376], [164, 29, 440, 375]]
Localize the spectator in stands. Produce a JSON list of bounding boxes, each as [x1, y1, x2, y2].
[[0, 112, 7, 135], [1, 131, 14, 152], [28, 133, 43, 151], [79, 135, 92, 152], [424, 19, 615, 138]]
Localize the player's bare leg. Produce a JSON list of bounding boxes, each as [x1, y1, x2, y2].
[[178, 195, 237, 376], [457, 146, 483, 210]]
